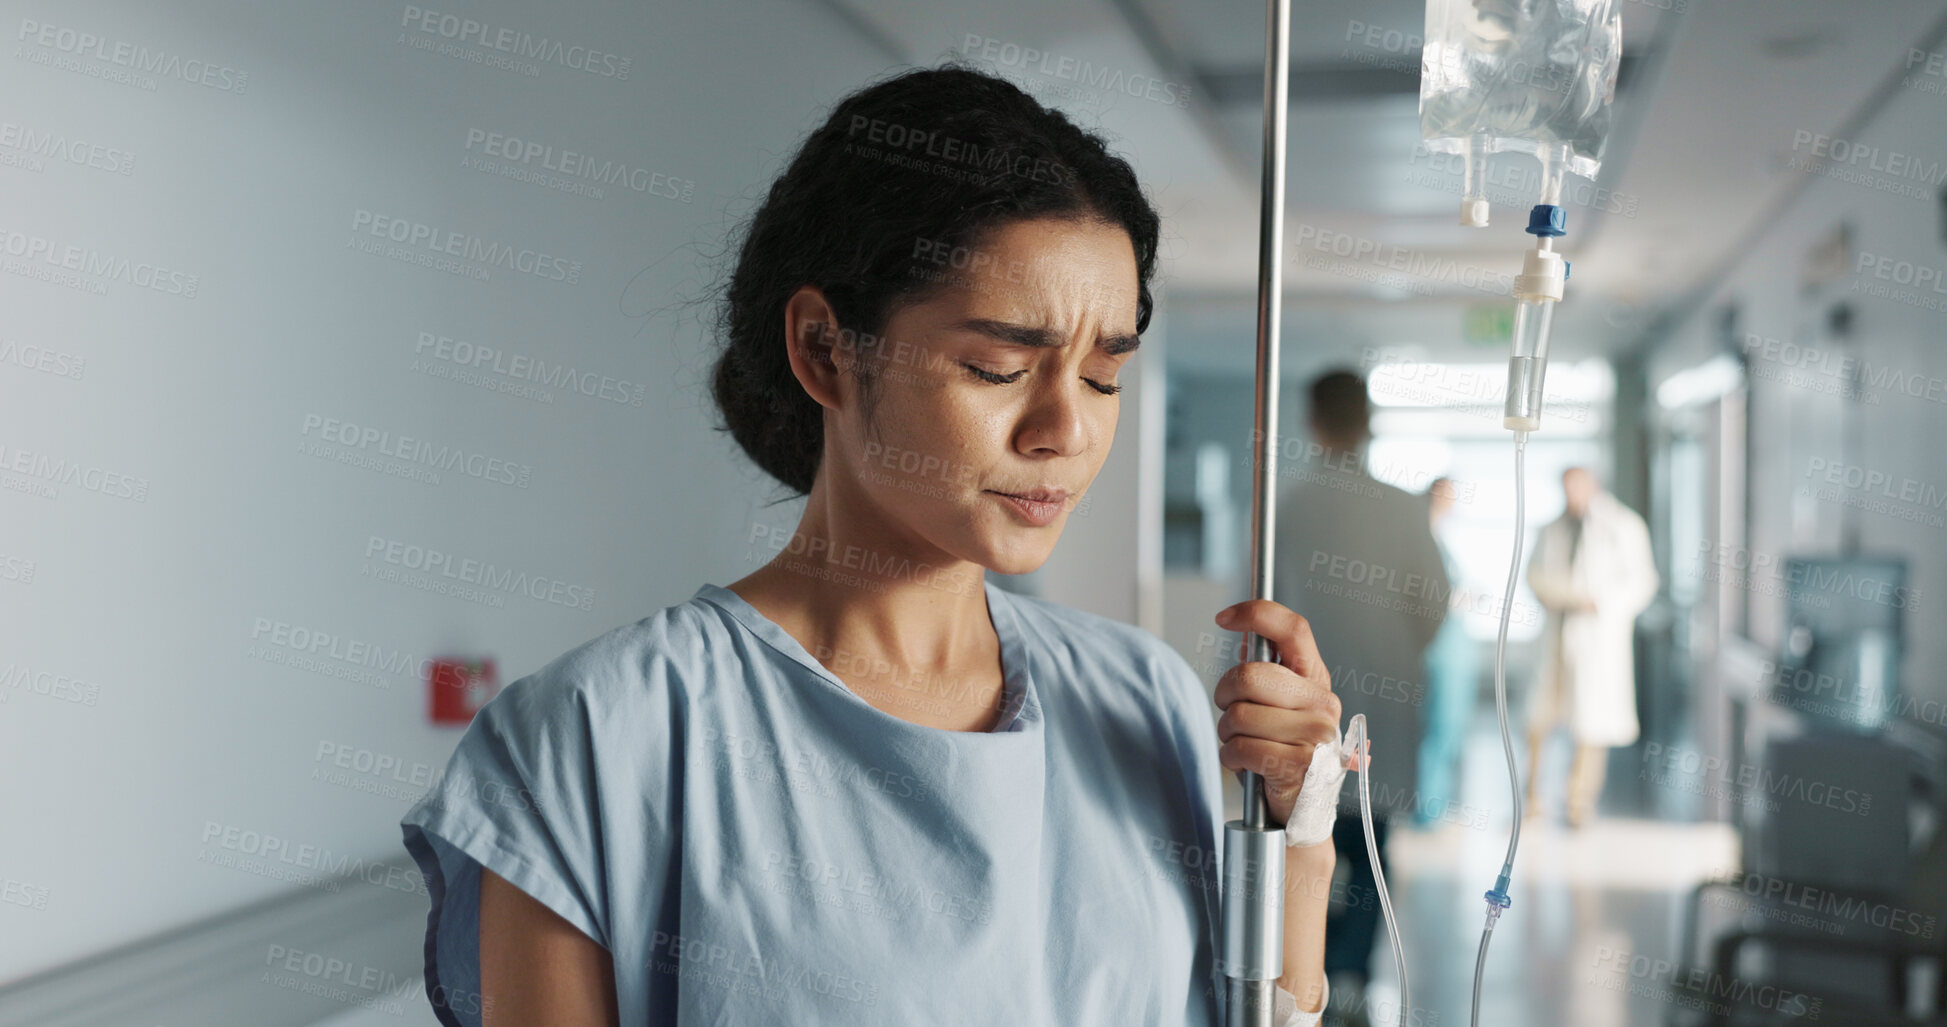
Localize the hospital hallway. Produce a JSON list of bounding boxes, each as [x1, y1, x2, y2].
[[1223, 718, 1751, 1027], [9, 0, 1947, 1025], [1213, 689, 1947, 1025]]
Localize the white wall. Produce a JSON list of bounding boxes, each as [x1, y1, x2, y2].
[[0, 0, 896, 979], [1642, 61, 1947, 721]]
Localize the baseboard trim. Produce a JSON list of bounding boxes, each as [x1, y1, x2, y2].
[[0, 858, 430, 1027]]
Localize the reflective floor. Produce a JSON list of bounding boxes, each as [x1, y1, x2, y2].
[[1386, 812, 1737, 1026], [1224, 713, 1740, 1027]]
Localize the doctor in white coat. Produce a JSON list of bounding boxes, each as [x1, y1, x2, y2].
[[1524, 466, 1658, 827]]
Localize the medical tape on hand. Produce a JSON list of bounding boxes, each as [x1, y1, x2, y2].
[[1282, 738, 1347, 848]]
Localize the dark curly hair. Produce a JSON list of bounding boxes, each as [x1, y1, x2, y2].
[[710, 63, 1161, 496]]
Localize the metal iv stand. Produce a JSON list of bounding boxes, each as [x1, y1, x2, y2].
[[1219, 0, 1291, 1024]]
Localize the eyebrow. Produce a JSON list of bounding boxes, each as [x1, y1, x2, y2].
[[950, 318, 1142, 356]]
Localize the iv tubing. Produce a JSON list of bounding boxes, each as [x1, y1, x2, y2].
[[1346, 715, 1408, 1027], [1359, 434, 1528, 1027], [1494, 437, 1528, 883], [1466, 203, 1561, 1025], [1469, 432, 1527, 1027], [1347, 209, 1560, 1027], [1355, 270, 1549, 1021]]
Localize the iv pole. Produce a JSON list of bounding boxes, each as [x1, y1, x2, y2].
[[1220, 0, 1290, 1024]]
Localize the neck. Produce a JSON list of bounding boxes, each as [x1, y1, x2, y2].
[[730, 470, 996, 683]]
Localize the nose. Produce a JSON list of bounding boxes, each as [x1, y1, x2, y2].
[[1014, 375, 1092, 458]]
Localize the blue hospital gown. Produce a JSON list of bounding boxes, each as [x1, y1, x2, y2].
[[399, 580, 1237, 1025]]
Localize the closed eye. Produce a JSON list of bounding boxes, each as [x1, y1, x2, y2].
[[962, 363, 1121, 395], [962, 363, 1028, 385]]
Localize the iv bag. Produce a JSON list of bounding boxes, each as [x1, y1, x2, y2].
[[1420, 0, 1622, 217]]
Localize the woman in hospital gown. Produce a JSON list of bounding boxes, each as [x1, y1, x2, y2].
[[401, 65, 1344, 1026]]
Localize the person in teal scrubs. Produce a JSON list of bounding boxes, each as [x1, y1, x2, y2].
[[1414, 477, 1478, 827]]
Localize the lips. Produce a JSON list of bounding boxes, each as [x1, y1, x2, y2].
[[985, 488, 1071, 527], [992, 487, 1070, 504]]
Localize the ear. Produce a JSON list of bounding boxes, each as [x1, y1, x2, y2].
[[782, 285, 852, 412]]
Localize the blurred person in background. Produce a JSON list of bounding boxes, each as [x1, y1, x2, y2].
[[1524, 466, 1659, 828], [1413, 477, 1478, 828], [1272, 370, 1449, 1026]]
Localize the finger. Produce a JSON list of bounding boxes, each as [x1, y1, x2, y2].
[[1214, 599, 1327, 682], [1216, 700, 1342, 750], [1218, 734, 1316, 785], [1214, 660, 1337, 716]]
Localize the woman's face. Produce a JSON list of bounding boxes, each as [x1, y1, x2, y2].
[[820, 216, 1141, 577]]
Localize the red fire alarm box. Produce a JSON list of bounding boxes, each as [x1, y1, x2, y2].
[[429, 657, 498, 725]]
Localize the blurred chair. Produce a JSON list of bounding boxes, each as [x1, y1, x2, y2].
[[1671, 726, 1947, 1025]]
